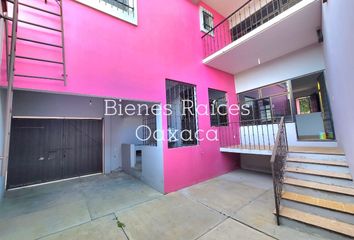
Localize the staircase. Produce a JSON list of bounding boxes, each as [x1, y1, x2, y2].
[[278, 151, 354, 239]]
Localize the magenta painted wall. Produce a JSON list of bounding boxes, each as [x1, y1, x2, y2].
[[0, 0, 239, 192]]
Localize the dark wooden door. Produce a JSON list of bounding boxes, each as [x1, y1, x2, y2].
[[7, 119, 102, 189], [62, 119, 103, 179]]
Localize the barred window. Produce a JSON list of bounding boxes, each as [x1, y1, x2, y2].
[[142, 107, 157, 146], [76, 0, 137, 25], [208, 89, 228, 126], [101, 0, 134, 15], [200, 7, 214, 34], [166, 80, 198, 148]]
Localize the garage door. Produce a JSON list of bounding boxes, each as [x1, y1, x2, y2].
[[7, 118, 103, 189]]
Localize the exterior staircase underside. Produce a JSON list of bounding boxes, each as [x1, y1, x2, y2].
[[277, 151, 354, 238]]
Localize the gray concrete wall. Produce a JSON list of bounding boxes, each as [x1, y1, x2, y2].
[[13, 91, 105, 118], [139, 108, 164, 192], [240, 154, 271, 174], [322, 1, 354, 175]]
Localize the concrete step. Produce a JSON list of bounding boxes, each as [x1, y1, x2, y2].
[[288, 147, 345, 155], [286, 162, 351, 174], [285, 167, 353, 180], [287, 152, 346, 161], [278, 206, 354, 238], [285, 172, 354, 188], [287, 157, 348, 167], [279, 215, 352, 240], [282, 191, 354, 215], [281, 199, 354, 225], [284, 178, 354, 197], [284, 184, 354, 204]]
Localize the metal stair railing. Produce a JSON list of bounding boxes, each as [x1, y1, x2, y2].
[[270, 116, 288, 225]]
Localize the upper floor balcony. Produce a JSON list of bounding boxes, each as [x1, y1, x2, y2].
[[202, 0, 322, 74]]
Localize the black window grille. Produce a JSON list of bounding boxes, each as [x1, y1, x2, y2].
[[101, 0, 135, 15], [142, 107, 157, 146], [166, 80, 198, 148], [208, 89, 228, 126], [202, 9, 214, 32]]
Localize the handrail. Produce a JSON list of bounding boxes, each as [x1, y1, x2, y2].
[[202, 0, 252, 38], [218, 116, 284, 150], [270, 116, 288, 225], [201, 0, 303, 58]]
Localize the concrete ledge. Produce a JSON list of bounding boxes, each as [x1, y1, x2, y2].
[[220, 147, 272, 155]]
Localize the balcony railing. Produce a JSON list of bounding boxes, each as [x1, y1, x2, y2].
[[218, 117, 285, 150], [202, 0, 303, 58]]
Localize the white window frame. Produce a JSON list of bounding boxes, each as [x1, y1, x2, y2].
[[75, 0, 138, 26], [199, 7, 214, 35]]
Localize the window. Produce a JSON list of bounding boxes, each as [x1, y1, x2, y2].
[[76, 0, 138, 25], [261, 82, 289, 98], [208, 89, 228, 126], [295, 95, 320, 115], [200, 7, 214, 34], [238, 81, 293, 123], [166, 80, 198, 148], [296, 97, 311, 114], [142, 108, 157, 146]]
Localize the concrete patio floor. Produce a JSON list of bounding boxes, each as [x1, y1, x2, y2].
[[0, 170, 337, 240]]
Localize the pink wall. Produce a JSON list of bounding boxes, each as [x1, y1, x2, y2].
[[0, 0, 239, 192], [200, 2, 232, 58]]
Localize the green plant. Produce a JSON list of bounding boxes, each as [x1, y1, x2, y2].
[[114, 217, 125, 229]]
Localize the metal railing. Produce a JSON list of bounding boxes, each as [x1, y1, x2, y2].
[[218, 117, 284, 150], [202, 0, 303, 58], [270, 116, 288, 225]]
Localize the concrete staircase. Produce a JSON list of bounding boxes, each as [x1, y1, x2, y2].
[[278, 151, 354, 239]]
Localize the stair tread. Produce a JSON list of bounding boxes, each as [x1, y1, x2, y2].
[[284, 178, 354, 196], [288, 146, 345, 155], [282, 191, 354, 215], [278, 206, 354, 237], [286, 167, 353, 180], [287, 157, 348, 167]]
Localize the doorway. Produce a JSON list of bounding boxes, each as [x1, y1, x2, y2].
[[7, 118, 103, 189], [292, 72, 335, 141]]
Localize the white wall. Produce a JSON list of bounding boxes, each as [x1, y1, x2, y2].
[[115, 109, 164, 192], [108, 114, 143, 171], [235, 44, 325, 93], [322, 1, 354, 174], [295, 112, 325, 137], [240, 123, 337, 148]]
